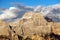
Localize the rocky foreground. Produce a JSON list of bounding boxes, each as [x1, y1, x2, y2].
[[0, 12, 60, 40]]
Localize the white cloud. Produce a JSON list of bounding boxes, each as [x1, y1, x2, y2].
[[0, 4, 60, 22], [0, 7, 17, 20], [0, 6, 34, 22]]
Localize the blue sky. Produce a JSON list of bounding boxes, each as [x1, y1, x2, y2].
[[0, 0, 60, 8]]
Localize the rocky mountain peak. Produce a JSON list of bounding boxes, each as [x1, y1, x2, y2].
[[0, 12, 60, 40]]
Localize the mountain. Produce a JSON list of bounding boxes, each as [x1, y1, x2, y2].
[[0, 12, 60, 40], [0, 5, 34, 22], [0, 4, 60, 22], [34, 4, 60, 22]]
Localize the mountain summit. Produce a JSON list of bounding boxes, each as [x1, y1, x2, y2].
[[0, 4, 60, 22], [0, 12, 60, 40]]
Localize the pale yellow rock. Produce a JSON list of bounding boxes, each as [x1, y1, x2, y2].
[[6, 11, 60, 40], [31, 12, 47, 26], [0, 20, 10, 36], [52, 22, 60, 35], [31, 34, 43, 40], [9, 21, 22, 36], [11, 33, 18, 40], [22, 12, 47, 26], [22, 12, 34, 19], [21, 12, 50, 36]]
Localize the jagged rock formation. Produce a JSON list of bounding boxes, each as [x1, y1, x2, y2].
[[0, 12, 60, 40], [0, 19, 19, 40], [0, 20, 11, 40]]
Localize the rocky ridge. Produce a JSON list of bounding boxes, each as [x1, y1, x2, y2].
[[0, 12, 60, 40]]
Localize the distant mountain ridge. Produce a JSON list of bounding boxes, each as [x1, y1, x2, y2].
[[0, 4, 60, 22], [34, 4, 60, 22]]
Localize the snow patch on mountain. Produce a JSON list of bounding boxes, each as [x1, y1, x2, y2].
[[0, 4, 60, 22]]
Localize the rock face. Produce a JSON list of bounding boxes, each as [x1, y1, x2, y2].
[[0, 20, 11, 40], [21, 12, 51, 36], [52, 23, 60, 35], [0, 12, 60, 40]]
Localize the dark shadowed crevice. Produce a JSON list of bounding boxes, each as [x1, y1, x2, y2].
[[24, 36, 32, 40], [18, 35, 23, 40]]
